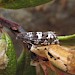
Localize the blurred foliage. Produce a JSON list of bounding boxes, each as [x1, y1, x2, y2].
[[0, 0, 75, 35], [0, 0, 52, 9], [0, 32, 17, 75]]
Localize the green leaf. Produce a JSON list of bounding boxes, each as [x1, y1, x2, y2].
[[17, 49, 26, 75], [17, 48, 36, 75], [0, 0, 53, 9], [0, 32, 17, 75]]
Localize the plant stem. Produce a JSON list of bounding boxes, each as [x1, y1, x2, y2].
[[58, 34, 75, 45]]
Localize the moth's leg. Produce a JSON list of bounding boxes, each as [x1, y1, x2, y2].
[[0, 17, 25, 34]]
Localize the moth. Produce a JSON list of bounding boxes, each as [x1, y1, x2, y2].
[[0, 17, 75, 75], [16, 31, 75, 75]]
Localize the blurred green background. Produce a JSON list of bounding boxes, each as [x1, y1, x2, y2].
[[1, 0, 75, 35]]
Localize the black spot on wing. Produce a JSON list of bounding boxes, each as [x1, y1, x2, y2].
[[48, 52, 57, 60], [48, 52, 53, 58]]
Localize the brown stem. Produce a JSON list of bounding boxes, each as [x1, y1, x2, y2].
[[0, 17, 25, 34]]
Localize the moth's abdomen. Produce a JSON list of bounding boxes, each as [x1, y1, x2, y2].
[[17, 31, 59, 46]]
